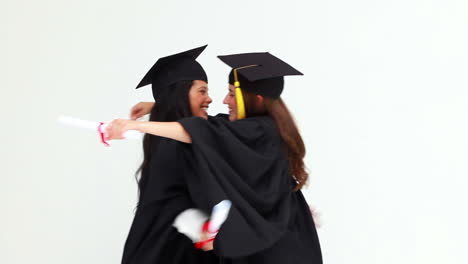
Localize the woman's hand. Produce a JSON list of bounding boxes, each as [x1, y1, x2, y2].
[[130, 102, 155, 120], [105, 119, 137, 140], [199, 230, 214, 251]]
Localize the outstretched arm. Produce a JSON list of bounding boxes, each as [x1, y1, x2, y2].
[[106, 119, 192, 143]]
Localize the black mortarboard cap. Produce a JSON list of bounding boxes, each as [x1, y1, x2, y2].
[[136, 45, 208, 99], [217, 52, 303, 98]]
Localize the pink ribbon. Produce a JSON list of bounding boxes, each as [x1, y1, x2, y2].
[[98, 122, 110, 147]]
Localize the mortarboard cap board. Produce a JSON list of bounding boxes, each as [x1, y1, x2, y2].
[[218, 52, 303, 98], [136, 45, 208, 100]]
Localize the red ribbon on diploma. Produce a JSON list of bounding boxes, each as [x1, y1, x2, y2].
[[98, 122, 110, 147], [194, 221, 218, 249]]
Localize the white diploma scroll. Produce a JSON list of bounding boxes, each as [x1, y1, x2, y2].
[[207, 200, 232, 233], [173, 209, 209, 243], [58, 115, 142, 139], [173, 200, 232, 243]]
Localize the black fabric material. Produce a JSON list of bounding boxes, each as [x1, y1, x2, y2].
[[121, 138, 218, 264], [135, 45, 208, 100], [228, 70, 284, 98], [219, 52, 302, 98], [178, 115, 322, 263]]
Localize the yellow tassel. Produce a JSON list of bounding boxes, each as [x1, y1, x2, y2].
[[235, 87, 246, 120], [232, 65, 258, 120]]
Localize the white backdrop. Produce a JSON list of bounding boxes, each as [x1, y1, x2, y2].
[[2, 0, 467, 263]]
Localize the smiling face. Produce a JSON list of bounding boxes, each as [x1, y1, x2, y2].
[[189, 80, 212, 119], [223, 84, 237, 121]]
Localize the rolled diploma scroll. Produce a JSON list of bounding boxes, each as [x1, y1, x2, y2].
[[173, 200, 232, 243], [207, 200, 232, 233], [173, 209, 209, 243], [58, 115, 142, 139]]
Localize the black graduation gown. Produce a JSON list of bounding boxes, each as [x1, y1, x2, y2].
[[121, 138, 218, 264], [178, 115, 322, 264]]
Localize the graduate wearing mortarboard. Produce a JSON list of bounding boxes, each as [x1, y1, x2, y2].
[[108, 52, 323, 264], [120, 45, 219, 264]]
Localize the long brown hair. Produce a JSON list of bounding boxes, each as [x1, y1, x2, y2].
[[242, 90, 308, 191]]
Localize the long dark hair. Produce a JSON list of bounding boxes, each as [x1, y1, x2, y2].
[[135, 80, 193, 203], [242, 90, 308, 191]]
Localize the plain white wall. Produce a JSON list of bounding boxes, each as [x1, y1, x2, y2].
[[2, 0, 467, 263]]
